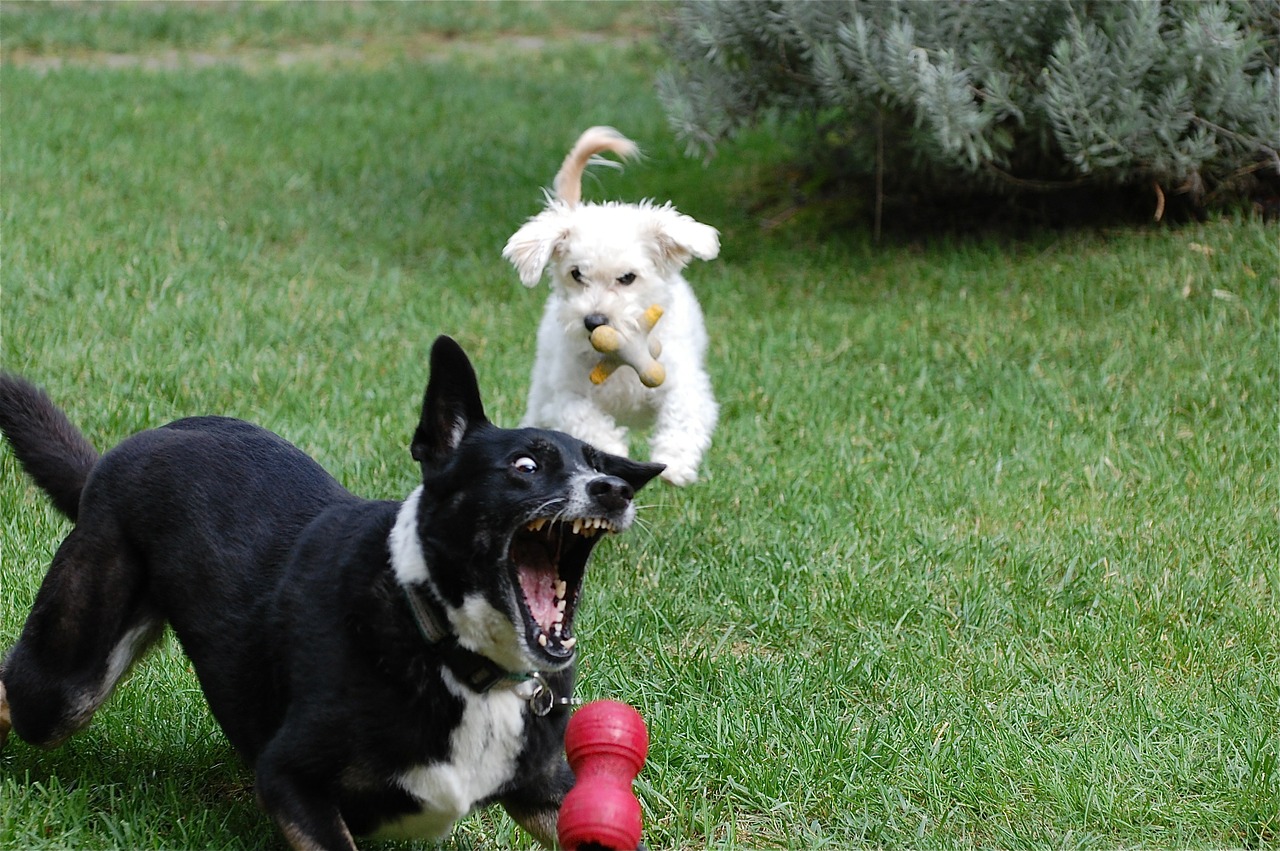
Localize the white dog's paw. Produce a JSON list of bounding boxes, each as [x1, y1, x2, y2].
[[655, 460, 699, 487]]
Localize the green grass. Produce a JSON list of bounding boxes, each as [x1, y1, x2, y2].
[[0, 0, 656, 57], [2, 3, 1278, 849]]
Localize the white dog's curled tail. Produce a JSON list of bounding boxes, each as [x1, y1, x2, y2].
[[554, 126, 639, 207]]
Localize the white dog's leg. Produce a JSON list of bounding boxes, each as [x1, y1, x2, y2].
[[648, 374, 718, 486]]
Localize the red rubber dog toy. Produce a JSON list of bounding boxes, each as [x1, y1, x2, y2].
[[557, 700, 649, 851]]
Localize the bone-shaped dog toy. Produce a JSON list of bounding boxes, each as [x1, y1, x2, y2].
[[589, 304, 665, 388]]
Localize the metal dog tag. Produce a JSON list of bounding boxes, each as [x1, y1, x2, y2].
[[526, 673, 576, 717]]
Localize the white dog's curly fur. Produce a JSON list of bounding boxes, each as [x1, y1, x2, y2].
[[503, 127, 719, 486]]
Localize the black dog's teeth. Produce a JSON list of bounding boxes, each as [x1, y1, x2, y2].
[[535, 578, 576, 651], [525, 517, 617, 538]]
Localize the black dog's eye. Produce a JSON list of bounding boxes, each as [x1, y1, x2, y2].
[[570, 267, 585, 284], [513, 456, 538, 474], [617, 272, 636, 285]]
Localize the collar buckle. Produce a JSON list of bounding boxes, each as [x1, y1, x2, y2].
[[521, 672, 579, 717]]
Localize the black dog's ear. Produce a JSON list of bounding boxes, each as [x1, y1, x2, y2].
[[411, 336, 489, 467], [600, 454, 666, 493]]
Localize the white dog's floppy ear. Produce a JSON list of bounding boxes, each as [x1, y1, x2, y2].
[[648, 204, 720, 268], [503, 211, 570, 287]]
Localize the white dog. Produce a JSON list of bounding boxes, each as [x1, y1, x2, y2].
[[503, 127, 720, 486]]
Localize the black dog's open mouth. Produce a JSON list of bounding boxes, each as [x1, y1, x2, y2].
[[510, 516, 618, 661]]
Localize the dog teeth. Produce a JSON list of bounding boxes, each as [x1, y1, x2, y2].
[[538, 634, 548, 647], [526, 517, 616, 537], [555, 580, 568, 599], [571, 517, 617, 538], [561, 637, 577, 650]]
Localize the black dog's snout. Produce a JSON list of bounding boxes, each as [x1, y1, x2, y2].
[[588, 476, 634, 511], [584, 313, 610, 333]]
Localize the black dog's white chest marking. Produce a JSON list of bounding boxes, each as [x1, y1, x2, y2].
[[379, 487, 537, 839], [376, 674, 533, 840]]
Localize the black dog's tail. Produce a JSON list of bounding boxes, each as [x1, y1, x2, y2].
[[0, 374, 99, 522]]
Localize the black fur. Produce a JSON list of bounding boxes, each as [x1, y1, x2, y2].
[[0, 374, 98, 520], [0, 336, 663, 850]]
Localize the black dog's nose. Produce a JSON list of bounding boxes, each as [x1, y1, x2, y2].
[[584, 313, 610, 333], [588, 476, 634, 512]]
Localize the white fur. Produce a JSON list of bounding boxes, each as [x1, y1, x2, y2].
[[103, 624, 156, 693], [376, 671, 528, 840], [450, 594, 537, 673], [389, 485, 428, 584], [503, 131, 720, 486], [72, 622, 159, 728]]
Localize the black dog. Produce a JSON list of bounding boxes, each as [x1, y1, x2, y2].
[[0, 336, 662, 850]]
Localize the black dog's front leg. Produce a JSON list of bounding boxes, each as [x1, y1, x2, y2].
[[500, 773, 568, 847], [502, 802, 559, 849], [255, 753, 358, 851], [499, 751, 572, 849]]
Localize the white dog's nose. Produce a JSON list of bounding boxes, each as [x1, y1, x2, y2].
[[583, 314, 609, 333]]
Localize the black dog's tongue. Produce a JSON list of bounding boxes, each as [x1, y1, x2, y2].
[[513, 537, 561, 629]]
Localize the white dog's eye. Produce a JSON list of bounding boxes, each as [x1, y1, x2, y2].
[[513, 456, 538, 474], [617, 272, 636, 286], [570, 267, 585, 284]]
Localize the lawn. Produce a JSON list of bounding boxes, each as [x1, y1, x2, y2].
[[1, 3, 1277, 849]]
